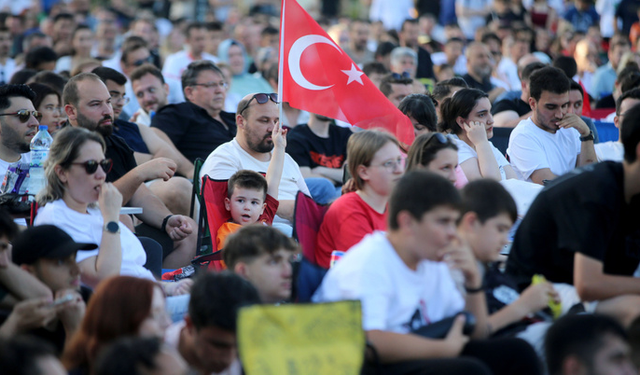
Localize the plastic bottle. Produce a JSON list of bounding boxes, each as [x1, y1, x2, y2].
[[27, 125, 53, 195]]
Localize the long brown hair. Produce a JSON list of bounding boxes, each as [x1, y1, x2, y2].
[[62, 276, 160, 372]]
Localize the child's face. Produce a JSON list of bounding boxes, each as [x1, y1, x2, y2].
[[224, 187, 266, 226], [409, 206, 460, 261], [242, 249, 295, 303], [468, 213, 513, 262]]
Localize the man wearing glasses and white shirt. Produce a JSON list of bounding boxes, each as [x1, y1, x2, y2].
[[151, 61, 236, 163]]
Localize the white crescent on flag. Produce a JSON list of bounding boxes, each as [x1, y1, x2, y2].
[[288, 34, 341, 91]]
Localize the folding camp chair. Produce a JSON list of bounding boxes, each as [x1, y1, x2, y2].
[[291, 190, 330, 302]]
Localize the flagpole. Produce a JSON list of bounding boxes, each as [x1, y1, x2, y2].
[[277, 0, 286, 130]]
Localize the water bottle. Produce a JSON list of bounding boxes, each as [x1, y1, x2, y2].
[[27, 125, 53, 194]]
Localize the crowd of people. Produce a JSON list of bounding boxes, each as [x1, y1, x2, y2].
[[2, 0, 640, 374]]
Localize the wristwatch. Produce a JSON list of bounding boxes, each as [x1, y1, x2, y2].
[[103, 221, 120, 234], [580, 130, 594, 142]]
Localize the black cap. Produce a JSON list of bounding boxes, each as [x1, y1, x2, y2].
[[12, 225, 98, 265]]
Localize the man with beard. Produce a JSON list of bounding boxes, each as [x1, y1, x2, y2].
[[0, 27, 15, 85], [462, 43, 506, 103], [341, 20, 374, 67], [62, 73, 197, 269], [130, 64, 170, 128], [151, 60, 236, 163], [0, 84, 39, 186], [507, 66, 597, 184], [286, 113, 352, 204], [200, 92, 310, 235]]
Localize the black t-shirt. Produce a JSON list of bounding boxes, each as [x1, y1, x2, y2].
[[506, 162, 640, 291], [416, 47, 435, 80], [615, 0, 640, 35], [596, 94, 616, 109], [104, 134, 138, 183], [286, 124, 352, 171], [462, 74, 494, 94], [113, 119, 150, 154], [491, 97, 531, 116], [151, 101, 237, 163]]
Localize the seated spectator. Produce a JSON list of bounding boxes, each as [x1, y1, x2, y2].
[[0, 209, 55, 339], [506, 102, 640, 327], [596, 63, 640, 109], [341, 19, 375, 67], [286, 112, 352, 202], [165, 272, 261, 374], [129, 64, 169, 127], [94, 337, 187, 375], [215, 125, 286, 249], [200, 93, 310, 235], [223, 225, 297, 304], [27, 82, 63, 136], [92, 67, 194, 216], [440, 88, 516, 181], [568, 80, 600, 143], [406, 132, 462, 186], [430, 37, 467, 76], [218, 39, 272, 100], [591, 34, 630, 100], [62, 73, 197, 268], [389, 46, 427, 94], [458, 180, 559, 345], [314, 171, 541, 375], [12, 225, 95, 354], [398, 93, 438, 136], [431, 77, 469, 122], [546, 314, 635, 375], [562, 0, 600, 33], [492, 62, 545, 128], [462, 42, 505, 103], [507, 66, 597, 184], [595, 88, 640, 161], [0, 336, 66, 375], [379, 72, 413, 108], [62, 276, 173, 374], [162, 22, 218, 83], [151, 61, 236, 163], [55, 25, 94, 74], [34, 126, 191, 296], [315, 130, 403, 268]]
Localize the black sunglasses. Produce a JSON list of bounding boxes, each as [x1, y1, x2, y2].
[[238, 93, 278, 115], [391, 72, 411, 80], [70, 159, 113, 174], [131, 55, 154, 67], [426, 132, 448, 147], [0, 109, 42, 123]]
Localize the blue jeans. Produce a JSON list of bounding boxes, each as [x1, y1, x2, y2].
[[305, 178, 341, 205]]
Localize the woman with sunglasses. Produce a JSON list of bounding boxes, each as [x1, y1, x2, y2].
[[439, 88, 517, 181], [405, 132, 461, 185], [315, 130, 404, 268], [27, 83, 63, 136]]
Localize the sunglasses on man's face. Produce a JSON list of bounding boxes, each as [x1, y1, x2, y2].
[[238, 93, 278, 115], [0, 109, 42, 123], [70, 159, 113, 174]]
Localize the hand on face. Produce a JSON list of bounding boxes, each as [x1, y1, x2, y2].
[[556, 113, 590, 136], [442, 236, 482, 289], [462, 121, 489, 146], [98, 182, 123, 222]]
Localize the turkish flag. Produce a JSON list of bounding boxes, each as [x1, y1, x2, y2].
[[279, 0, 415, 147]]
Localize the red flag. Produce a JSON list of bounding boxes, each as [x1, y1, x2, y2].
[[279, 0, 415, 147]]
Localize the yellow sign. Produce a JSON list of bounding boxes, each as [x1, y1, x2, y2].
[[238, 300, 365, 375]]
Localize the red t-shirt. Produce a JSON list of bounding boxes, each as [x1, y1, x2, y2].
[[315, 192, 387, 268]]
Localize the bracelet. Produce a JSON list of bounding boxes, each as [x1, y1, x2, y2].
[[465, 284, 484, 294], [161, 215, 173, 233]]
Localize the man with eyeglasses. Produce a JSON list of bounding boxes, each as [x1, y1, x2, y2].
[[200, 92, 310, 235], [151, 60, 236, 163], [62, 73, 197, 269], [0, 84, 41, 192], [92, 66, 195, 217]]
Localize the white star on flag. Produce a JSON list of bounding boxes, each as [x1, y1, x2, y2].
[[341, 63, 364, 85]]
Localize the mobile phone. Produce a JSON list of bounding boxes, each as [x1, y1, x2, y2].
[[51, 294, 74, 306]]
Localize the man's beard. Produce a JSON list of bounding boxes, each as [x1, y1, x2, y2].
[[76, 111, 113, 137], [0, 121, 30, 153], [247, 133, 274, 153]]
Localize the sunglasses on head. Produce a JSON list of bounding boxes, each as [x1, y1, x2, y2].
[[238, 93, 278, 115], [0, 109, 42, 123], [426, 132, 448, 146], [70, 159, 113, 174]]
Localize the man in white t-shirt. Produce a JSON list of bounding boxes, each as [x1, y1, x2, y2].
[[507, 66, 597, 184], [595, 88, 640, 162], [200, 92, 310, 234], [162, 22, 218, 82], [0, 84, 38, 189]]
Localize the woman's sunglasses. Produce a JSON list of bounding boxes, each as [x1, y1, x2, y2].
[[426, 132, 448, 146], [238, 93, 279, 115], [0, 110, 42, 123], [70, 159, 113, 174]]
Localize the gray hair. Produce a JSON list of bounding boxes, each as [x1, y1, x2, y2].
[[390, 47, 417, 66]]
